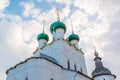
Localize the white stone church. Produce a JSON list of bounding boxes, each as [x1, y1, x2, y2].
[[6, 10, 116, 80]]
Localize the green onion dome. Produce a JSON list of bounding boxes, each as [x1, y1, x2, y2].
[[37, 33, 49, 41], [50, 21, 66, 33], [68, 33, 80, 42]]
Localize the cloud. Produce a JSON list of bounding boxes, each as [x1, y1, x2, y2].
[[54, 0, 72, 5], [20, 2, 40, 18], [58, 0, 120, 79], [0, 0, 9, 12], [0, 14, 42, 80], [37, 0, 42, 3]]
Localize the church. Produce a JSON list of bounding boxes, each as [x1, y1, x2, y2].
[[6, 9, 116, 80]]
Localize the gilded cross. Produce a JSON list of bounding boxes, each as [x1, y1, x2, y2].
[[71, 20, 74, 33], [56, 7, 60, 21], [43, 20, 45, 33]]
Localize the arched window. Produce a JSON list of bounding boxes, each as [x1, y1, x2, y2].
[[74, 64, 77, 71], [68, 60, 70, 69]]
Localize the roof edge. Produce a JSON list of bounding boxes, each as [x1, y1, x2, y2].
[[93, 73, 116, 79]]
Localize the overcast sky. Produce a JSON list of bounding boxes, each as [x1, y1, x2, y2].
[[0, 0, 120, 80]]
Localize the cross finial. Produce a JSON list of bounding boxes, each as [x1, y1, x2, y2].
[[56, 7, 60, 21], [71, 20, 74, 34], [94, 46, 99, 57], [43, 20, 45, 33]]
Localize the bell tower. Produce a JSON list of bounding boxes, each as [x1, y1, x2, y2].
[[92, 50, 116, 80]]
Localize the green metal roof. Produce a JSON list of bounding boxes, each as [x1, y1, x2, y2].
[[37, 33, 49, 41], [68, 33, 80, 41], [50, 21, 66, 33]]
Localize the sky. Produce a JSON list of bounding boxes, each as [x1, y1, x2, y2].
[[0, 0, 120, 80]]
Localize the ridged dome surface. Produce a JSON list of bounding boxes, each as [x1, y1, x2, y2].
[[92, 55, 112, 78], [92, 66, 111, 78], [50, 21, 66, 33], [37, 33, 49, 41], [68, 33, 80, 41]]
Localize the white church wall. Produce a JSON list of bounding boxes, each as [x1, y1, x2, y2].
[[61, 70, 77, 80], [39, 60, 62, 80], [34, 40, 87, 74], [76, 73, 91, 80], [94, 75, 115, 80], [38, 39, 47, 48], [26, 59, 42, 80], [62, 70, 91, 80], [7, 62, 26, 80], [7, 58, 62, 80], [6, 57, 91, 80], [55, 28, 65, 40], [33, 51, 40, 57], [61, 41, 87, 74], [71, 40, 79, 48]]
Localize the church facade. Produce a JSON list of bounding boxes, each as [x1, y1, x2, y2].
[[6, 11, 116, 80]]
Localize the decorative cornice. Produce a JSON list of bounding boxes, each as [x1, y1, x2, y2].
[[6, 57, 62, 74], [33, 38, 64, 54], [77, 71, 94, 80], [33, 48, 39, 54], [79, 48, 85, 55], [65, 39, 85, 54], [92, 73, 116, 79], [62, 68, 93, 80], [33, 38, 84, 55], [48, 39, 55, 45], [6, 57, 93, 80], [33, 43, 47, 54]]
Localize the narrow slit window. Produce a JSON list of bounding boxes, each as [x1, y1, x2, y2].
[[50, 78, 54, 80], [25, 77, 28, 80], [74, 65, 77, 71], [68, 60, 70, 69]]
